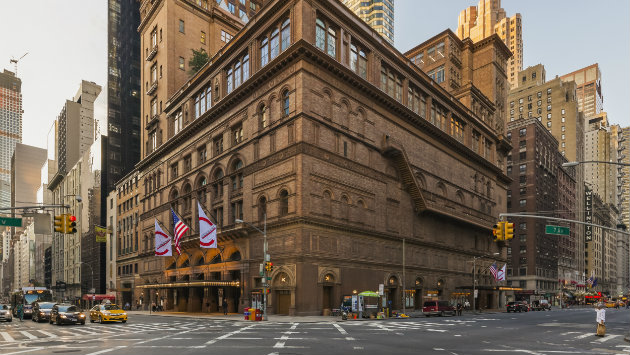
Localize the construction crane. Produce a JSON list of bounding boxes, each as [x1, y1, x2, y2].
[[9, 52, 28, 76]]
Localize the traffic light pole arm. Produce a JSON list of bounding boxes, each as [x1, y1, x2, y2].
[[0, 204, 70, 211], [499, 213, 630, 236]]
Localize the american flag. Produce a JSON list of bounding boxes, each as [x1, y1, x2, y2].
[[489, 263, 498, 280], [171, 208, 189, 255]]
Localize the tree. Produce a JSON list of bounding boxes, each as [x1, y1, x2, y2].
[[189, 48, 209, 75]]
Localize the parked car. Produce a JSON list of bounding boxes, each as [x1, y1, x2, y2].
[[89, 304, 127, 323], [506, 301, 523, 313], [422, 301, 455, 317], [531, 300, 551, 311], [32, 302, 56, 323], [605, 301, 617, 308], [519, 301, 530, 312], [49, 304, 86, 325], [0, 304, 12, 322]]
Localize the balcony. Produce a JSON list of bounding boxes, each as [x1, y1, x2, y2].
[[146, 81, 158, 96], [146, 45, 158, 61]]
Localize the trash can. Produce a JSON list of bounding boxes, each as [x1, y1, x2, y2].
[[255, 308, 262, 321], [249, 308, 256, 321]]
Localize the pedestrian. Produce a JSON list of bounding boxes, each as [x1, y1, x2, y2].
[[16, 304, 23, 321], [595, 303, 606, 337], [464, 300, 470, 311], [222, 298, 228, 315], [152, 302, 156, 312], [457, 303, 463, 316], [125, 302, 130, 310]]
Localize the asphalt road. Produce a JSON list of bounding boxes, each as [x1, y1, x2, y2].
[[0, 307, 628, 354]]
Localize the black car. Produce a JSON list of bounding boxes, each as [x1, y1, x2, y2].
[[32, 302, 56, 323], [506, 301, 525, 313], [49, 304, 86, 325]]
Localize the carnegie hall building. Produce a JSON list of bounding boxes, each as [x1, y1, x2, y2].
[[130, 0, 511, 315]]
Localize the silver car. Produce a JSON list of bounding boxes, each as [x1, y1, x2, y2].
[[0, 304, 12, 322]]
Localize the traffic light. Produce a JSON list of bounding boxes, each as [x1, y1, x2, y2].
[[65, 215, 77, 234], [264, 262, 274, 272], [504, 222, 515, 240], [492, 222, 505, 241], [54, 215, 65, 233]]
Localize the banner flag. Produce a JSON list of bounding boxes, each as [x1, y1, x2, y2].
[[171, 208, 189, 255], [95, 225, 107, 243], [497, 264, 506, 281], [198, 201, 217, 248], [154, 219, 173, 256]]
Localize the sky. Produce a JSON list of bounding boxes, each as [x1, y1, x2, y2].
[[0, 0, 628, 150]]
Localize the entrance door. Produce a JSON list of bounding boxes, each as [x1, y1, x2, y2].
[[415, 289, 422, 309], [323, 286, 333, 311], [277, 291, 290, 315]]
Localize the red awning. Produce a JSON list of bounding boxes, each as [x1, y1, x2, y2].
[[82, 294, 116, 301]]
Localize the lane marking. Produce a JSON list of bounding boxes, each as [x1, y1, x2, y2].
[[273, 323, 299, 348], [206, 324, 257, 345], [575, 333, 592, 339], [595, 334, 620, 342], [84, 346, 128, 355]]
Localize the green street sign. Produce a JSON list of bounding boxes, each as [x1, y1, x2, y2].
[[546, 225, 570, 236], [0, 217, 21, 227]]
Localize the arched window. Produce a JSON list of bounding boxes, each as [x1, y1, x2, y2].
[[282, 90, 290, 117], [315, 18, 336, 57], [228, 251, 241, 261], [261, 18, 291, 68], [259, 104, 268, 128], [196, 256, 205, 266], [258, 196, 267, 222], [279, 189, 289, 216]]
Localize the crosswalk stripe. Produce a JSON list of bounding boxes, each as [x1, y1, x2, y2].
[[596, 334, 620, 342], [0, 331, 14, 341], [37, 330, 57, 338], [575, 333, 592, 339], [19, 331, 37, 339]]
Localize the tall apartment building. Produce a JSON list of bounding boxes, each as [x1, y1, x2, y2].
[[0, 70, 23, 209], [508, 64, 585, 290], [106, 0, 141, 195], [560, 64, 603, 120], [584, 113, 617, 205], [342, 0, 394, 44], [619, 127, 630, 229], [584, 188, 618, 294], [134, 0, 510, 315], [457, 0, 522, 89], [505, 118, 575, 300]]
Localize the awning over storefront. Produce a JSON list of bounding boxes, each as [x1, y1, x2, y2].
[[135, 280, 240, 289]]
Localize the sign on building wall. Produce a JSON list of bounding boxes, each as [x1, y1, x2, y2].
[[585, 188, 593, 242], [95, 226, 107, 243]]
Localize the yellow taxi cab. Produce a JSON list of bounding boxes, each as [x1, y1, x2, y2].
[[605, 301, 616, 308], [89, 304, 127, 323]]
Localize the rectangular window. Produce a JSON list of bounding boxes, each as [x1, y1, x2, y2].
[[380, 65, 402, 102], [233, 124, 243, 145], [183, 155, 192, 173], [198, 146, 207, 164], [231, 201, 243, 223], [221, 30, 233, 42], [519, 199, 526, 207], [316, 18, 336, 58], [214, 136, 224, 156], [173, 110, 183, 135], [179, 20, 185, 33], [201, 31, 206, 44], [350, 43, 368, 79], [171, 163, 178, 179], [519, 128, 526, 136], [450, 116, 465, 142], [179, 57, 185, 70]]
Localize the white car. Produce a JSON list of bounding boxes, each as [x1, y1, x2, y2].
[[0, 304, 12, 322]]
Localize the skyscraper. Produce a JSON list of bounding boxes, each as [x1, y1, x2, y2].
[[342, 0, 394, 44], [106, 0, 141, 194], [457, 0, 522, 89], [560, 63, 603, 120], [0, 70, 23, 209]]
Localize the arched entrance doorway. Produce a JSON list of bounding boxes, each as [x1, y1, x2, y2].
[[386, 275, 399, 310], [273, 272, 292, 315], [321, 273, 336, 314], [414, 278, 423, 310]]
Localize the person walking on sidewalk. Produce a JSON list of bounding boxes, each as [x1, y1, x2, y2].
[[595, 303, 606, 336], [222, 298, 228, 315], [16, 304, 23, 321]]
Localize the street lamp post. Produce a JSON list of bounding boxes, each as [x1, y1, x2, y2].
[[80, 262, 94, 308], [236, 215, 267, 321], [472, 252, 500, 314]]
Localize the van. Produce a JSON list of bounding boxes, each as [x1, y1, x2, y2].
[[422, 301, 455, 317]]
